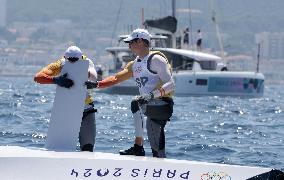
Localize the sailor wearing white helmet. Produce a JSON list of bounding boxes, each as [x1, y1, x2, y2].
[[34, 45, 98, 152]]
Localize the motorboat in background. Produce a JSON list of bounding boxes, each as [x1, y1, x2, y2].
[[103, 43, 264, 97], [100, 0, 265, 97]]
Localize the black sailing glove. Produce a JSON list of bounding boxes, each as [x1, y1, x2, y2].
[[85, 80, 98, 89], [53, 73, 74, 88]]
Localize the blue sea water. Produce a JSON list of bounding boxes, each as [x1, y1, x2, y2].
[[0, 76, 283, 171]]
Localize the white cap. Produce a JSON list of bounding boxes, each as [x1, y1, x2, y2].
[[124, 28, 152, 43], [64, 46, 83, 59]]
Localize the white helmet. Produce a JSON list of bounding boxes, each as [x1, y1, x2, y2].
[[64, 46, 83, 59]]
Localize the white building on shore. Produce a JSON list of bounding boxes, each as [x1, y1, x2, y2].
[[255, 32, 284, 60]]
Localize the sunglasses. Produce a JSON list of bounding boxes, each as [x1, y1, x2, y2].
[[129, 38, 140, 45], [66, 57, 79, 62]]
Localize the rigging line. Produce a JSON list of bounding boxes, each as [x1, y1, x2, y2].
[[110, 0, 124, 47], [209, 0, 225, 60], [188, 0, 194, 46]]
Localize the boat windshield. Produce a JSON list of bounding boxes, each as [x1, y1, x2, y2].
[[162, 51, 194, 71], [199, 61, 217, 70], [161, 50, 218, 71]]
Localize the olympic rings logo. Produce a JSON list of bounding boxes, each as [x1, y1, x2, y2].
[[201, 171, 231, 180]]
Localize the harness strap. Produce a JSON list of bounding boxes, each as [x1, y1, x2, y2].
[[159, 126, 165, 150], [82, 103, 97, 119], [147, 52, 169, 74]]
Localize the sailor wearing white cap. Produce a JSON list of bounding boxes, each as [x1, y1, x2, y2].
[[87, 28, 175, 158]]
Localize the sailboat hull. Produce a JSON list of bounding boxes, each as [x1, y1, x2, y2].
[[0, 146, 274, 180]]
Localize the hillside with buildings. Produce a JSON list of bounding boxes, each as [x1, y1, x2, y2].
[[0, 0, 284, 78]]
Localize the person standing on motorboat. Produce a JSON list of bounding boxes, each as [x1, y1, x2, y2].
[[183, 27, 190, 48], [196, 29, 202, 51], [34, 45, 98, 152], [86, 28, 175, 158], [95, 65, 103, 81]]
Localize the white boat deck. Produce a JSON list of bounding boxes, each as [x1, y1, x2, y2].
[[0, 146, 273, 180]]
